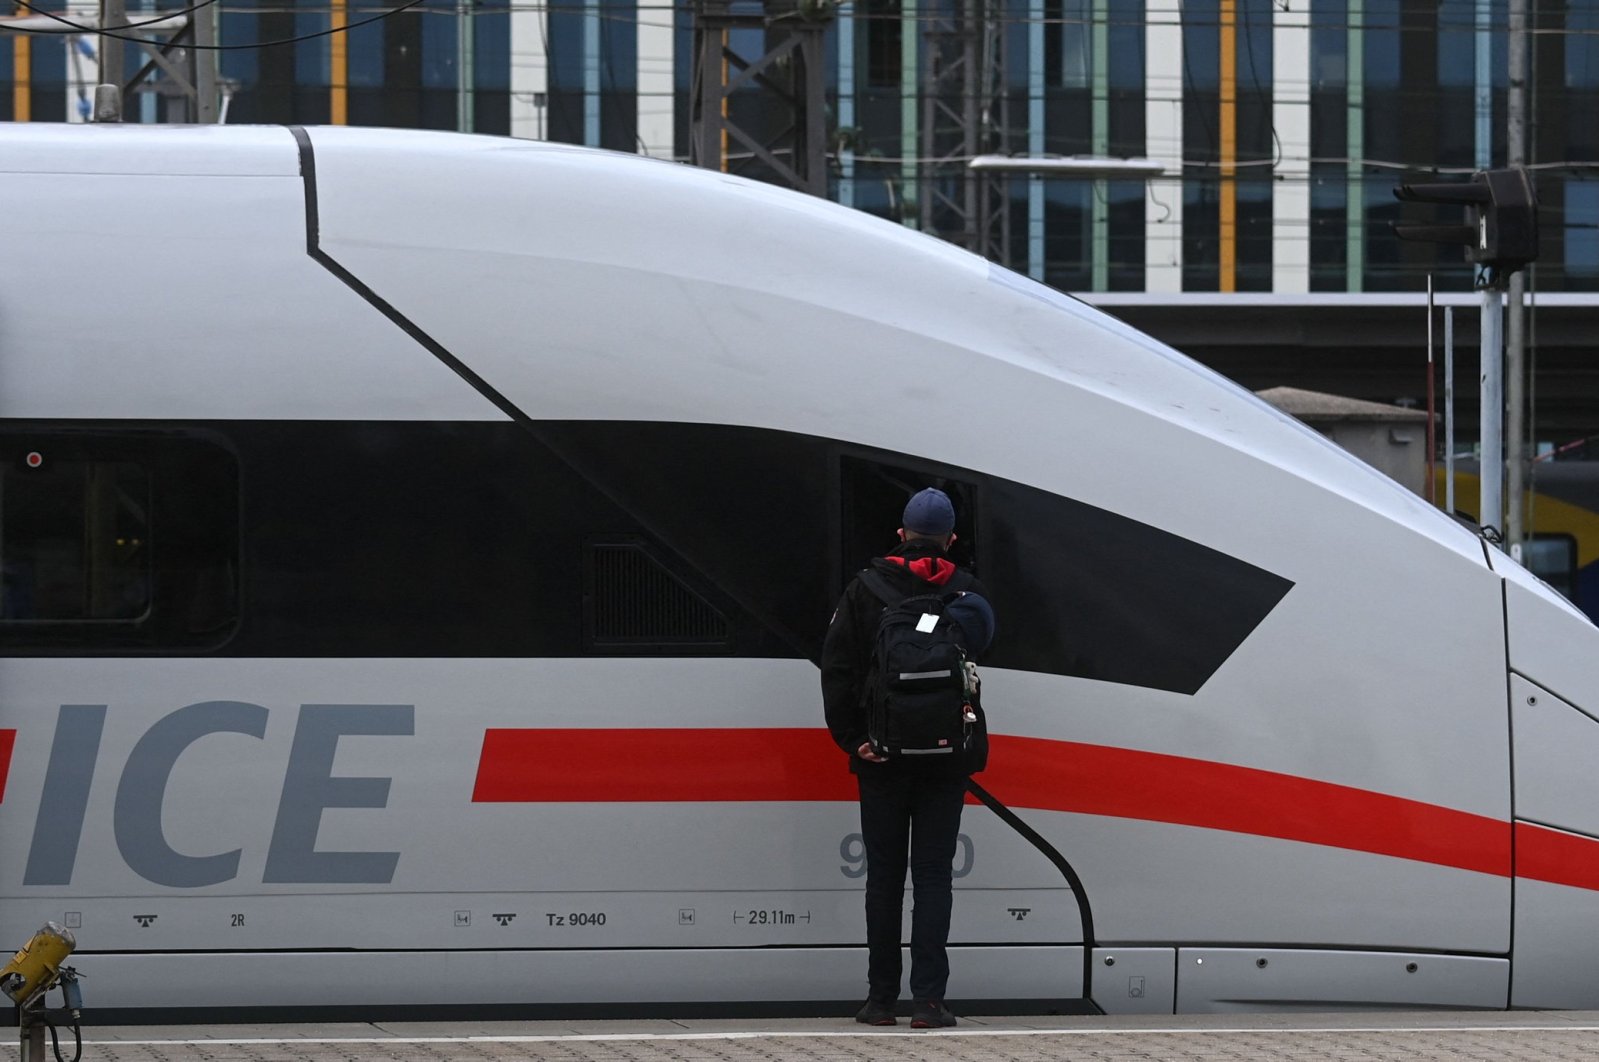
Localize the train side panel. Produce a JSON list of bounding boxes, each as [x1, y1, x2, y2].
[[6, 126, 1599, 1015]]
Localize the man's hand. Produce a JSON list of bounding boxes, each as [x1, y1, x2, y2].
[[857, 741, 888, 763]]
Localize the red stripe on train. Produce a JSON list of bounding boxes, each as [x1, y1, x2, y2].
[[992, 735, 1510, 878], [1515, 821, 1599, 892], [0, 729, 14, 803], [473, 728, 856, 803], [472, 727, 1513, 878]]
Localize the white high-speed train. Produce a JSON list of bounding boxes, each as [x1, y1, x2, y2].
[[2, 123, 1598, 1020]]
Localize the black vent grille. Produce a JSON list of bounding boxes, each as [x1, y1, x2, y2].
[[587, 541, 732, 649]]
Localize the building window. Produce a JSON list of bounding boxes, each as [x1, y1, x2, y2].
[[1568, 2, 1599, 90], [1045, 0, 1091, 89], [1567, 182, 1599, 280], [863, 0, 902, 88]]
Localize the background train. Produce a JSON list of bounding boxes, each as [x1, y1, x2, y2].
[[1442, 463, 1599, 624], [2, 123, 1599, 1019]]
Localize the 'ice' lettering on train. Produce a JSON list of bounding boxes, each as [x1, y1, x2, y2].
[[24, 702, 414, 888]]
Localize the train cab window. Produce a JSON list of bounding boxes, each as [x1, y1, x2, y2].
[[839, 456, 979, 586], [2, 457, 150, 621], [0, 430, 239, 652], [1524, 534, 1579, 602]]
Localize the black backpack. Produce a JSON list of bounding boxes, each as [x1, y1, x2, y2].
[[859, 568, 978, 758]]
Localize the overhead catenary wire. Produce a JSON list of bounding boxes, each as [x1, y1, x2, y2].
[[5, 0, 428, 47], [25, 0, 1599, 36], [0, 0, 224, 32]]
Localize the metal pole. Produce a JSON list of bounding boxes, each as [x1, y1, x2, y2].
[[961, 0, 978, 247], [1091, 0, 1110, 289], [1474, 0, 1490, 169], [1481, 286, 1504, 540], [457, 0, 475, 132], [193, 0, 219, 122], [99, 0, 123, 95], [693, 4, 719, 171], [838, 3, 855, 207], [1027, 0, 1043, 279], [18, 1008, 44, 1062], [1345, 0, 1364, 293], [1506, 273, 1527, 557], [803, 24, 825, 198], [1446, 305, 1456, 515], [1426, 275, 1436, 504], [1505, 0, 1528, 556], [900, 0, 917, 227], [582, 0, 599, 145]]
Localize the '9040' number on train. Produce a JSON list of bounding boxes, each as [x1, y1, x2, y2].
[[839, 833, 974, 879]]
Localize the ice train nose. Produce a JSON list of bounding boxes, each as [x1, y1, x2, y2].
[[1496, 558, 1599, 1007]]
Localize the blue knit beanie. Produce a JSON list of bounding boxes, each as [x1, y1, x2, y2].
[[903, 488, 956, 535]]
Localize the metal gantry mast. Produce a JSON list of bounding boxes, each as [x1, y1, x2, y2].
[[95, 0, 220, 122], [689, 0, 832, 196], [918, 0, 1009, 259]]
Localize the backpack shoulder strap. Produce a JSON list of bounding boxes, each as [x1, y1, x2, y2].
[[942, 569, 976, 595], [857, 568, 903, 608], [860, 565, 975, 606]]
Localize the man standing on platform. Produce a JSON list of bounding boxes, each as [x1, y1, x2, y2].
[[820, 487, 995, 1030]]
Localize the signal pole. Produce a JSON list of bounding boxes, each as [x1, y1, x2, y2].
[[1394, 169, 1538, 544], [1505, 0, 1529, 555], [1481, 279, 1504, 537]]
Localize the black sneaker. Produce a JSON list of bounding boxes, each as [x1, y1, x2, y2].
[[855, 998, 898, 1026], [909, 1000, 957, 1028]]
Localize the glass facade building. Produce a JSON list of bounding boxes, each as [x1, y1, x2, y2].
[[6, 0, 1598, 294]]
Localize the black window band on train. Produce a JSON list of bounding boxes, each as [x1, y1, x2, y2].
[[0, 420, 1292, 694]]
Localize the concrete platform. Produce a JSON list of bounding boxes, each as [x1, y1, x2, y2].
[[27, 1011, 1599, 1061]]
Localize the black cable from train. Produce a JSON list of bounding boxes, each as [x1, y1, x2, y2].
[[42, 1017, 82, 1062]]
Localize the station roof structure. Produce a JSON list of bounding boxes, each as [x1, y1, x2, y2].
[[1256, 386, 1432, 423]]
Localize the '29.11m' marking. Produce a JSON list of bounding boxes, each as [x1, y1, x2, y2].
[[735, 909, 811, 925]]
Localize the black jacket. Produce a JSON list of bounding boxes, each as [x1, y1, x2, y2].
[[820, 538, 991, 777]]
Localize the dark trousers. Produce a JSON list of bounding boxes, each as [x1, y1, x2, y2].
[[857, 768, 967, 1003]]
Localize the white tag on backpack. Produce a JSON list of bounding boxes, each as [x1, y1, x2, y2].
[[915, 613, 938, 634]]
